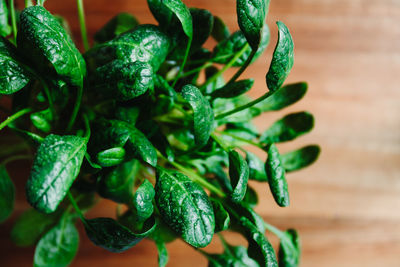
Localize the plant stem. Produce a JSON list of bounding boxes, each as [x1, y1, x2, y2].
[[0, 108, 33, 131], [263, 221, 284, 239], [200, 43, 250, 90], [172, 37, 193, 87], [37, 77, 55, 117], [215, 91, 272, 120], [180, 62, 213, 79], [226, 49, 257, 85], [214, 130, 263, 149], [67, 84, 83, 131], [210, 132, 230, 152], [1, 154, 32, 166], [0, 142, 29, 158], [82, 113, 91, 140], [76, 0, 89, 51], [9, 0, 17, 43], [67, 191, 87, 225]]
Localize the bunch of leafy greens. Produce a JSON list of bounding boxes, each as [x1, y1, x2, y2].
[[0, 0, 320, 266]]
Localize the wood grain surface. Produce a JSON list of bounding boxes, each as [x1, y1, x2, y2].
[[1, 0, 400, 266]]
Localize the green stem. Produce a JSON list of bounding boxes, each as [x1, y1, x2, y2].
[[226, 49, 257, 85], [210, 132, 230, 152], [24, 0, 33, 7], [0, 108, 33, 131], [215, 130, 263, 149], [67, 191, 87, 225], [1, 154, 32, 166], [200, 43, 250, 90], [67, 84, 83, 131], [180, 62, 213, 79], [0, 142, 29, 158], [9, 0, 17, 43], [82, 113, 91, 140], [263, 221, 284, 239], [76, 0, 89, 51], [37, 77, 55, 117], [172, 37, 193, 87], [215, 91, 272, 120]]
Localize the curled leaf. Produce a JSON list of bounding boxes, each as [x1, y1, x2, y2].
[[228, 150, 249, 202], [282, 145, 321, 172]]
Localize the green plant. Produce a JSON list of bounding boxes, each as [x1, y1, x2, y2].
[[0, 0, 320, 266]]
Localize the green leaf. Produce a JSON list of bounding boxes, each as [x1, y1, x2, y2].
[[246, 151, 267, 182], [84, 217, 156, 252], [278, 229, 301, 267], [228, 150, 249, 202], [260, 112, 314, 143], [266, 21, 294, 92], [211, 16, 230, 42], [26, 134, 87, 213], [132, 179, 155, 222], [0, 37, 31, 95], [96, 147, 126, 167], [265, 144, 289, 207], [161, 0, 193, 39], [115, 105, 140, 125], [210, 198, 230, 232], [17, 6, 86, 87], [213, 95, 262, 125], [92, 60, 154, 101], [181, 84, 214, 146], [210, 79, 254, 99], [147, 0, 174, 28], [33, 216, 79, 267], [155, 238, 169, 267], [11, 208, 60, 247], [30, 108, 53, 133], [204, 66, 225, 94], [237, 0, 269, 50], [243, 185, 259, 207], [255, 82, 307, 111], [0, 0, 11, 37], [227, 201, 265, 233], [94, 13, 139, 43], [282, 145, 320, 172], [155, 168, 215, 248], [190, 8, 213, 52], [0, 165, 15, 223], [207, 244, 259, 267]]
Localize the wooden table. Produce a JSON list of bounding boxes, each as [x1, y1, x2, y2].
[[1, 0, 399, 266]]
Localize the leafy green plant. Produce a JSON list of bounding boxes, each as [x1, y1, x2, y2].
[[0, 0, 320, 266]]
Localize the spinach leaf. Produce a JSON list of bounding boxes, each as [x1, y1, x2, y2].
[[213, 95, 262, 125], [265, 143, 289, 207], [33, 216, 79, 267], [26, 134, 87, 213], [243, 186, 259, 207], [0, 0, 11, 37], [228, 150, 249, 202], [132, 179, 155, 222], [155, 168, 215, 248], [181, 84, 214, 146], [237, 0, 269, 50], [278, 229, 301, 267], [282, 145, 320, 172], [190, 8, 213, 52], [115, 105, 140, 125], [204, 66, 225, 94], [211, 16, 230, 42], [161, 0, 193, 40], [0, 165, 15, 223], [96, 147, 126, 167], [154, 238, 169, 267], [210, 79, 254, 99], [84, 217, 156, 252], [266, 21, 294, 92], [211, 198, 230, 232], [94, 13, 139, 43], [18, 6, 86, 87], [226, 201, 265, 233], [0, 37, 31, 95], [30, 108, 53, 133], [246, 151, 267, 182], [260, 112, 314, 143], [207, 244, 259, 267]]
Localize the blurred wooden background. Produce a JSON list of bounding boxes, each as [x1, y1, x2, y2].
[[1, 0, 400, 266]]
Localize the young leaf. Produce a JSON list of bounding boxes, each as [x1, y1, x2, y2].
[[26, 134, 87, 213], [33, 216, 79, 267], [30, 108, 53, 133], [255, 82, 307, 111], [0, 37, 31, 95], [96, 147, 126, 167], [207, 245, 259, 267], [161, 0, 193, 39], [260, 112, 314, 144], [237, 0, 269, 50], [282, 145, 321, 172], [0, 0, 11, 37], [84, 217, 156, 252], [228, 150, 249, 202], [181, 84, 214, 146], [155, 168, 215, 248], [210, 198, 230, 232], [18, 6, 86, 87], [0, 165, 15, 223], [211, 16, 230, 42], [266, 21, 294, 92], [210, 79, 254, 99], [278, 229, 301, 267], [132, 179, 155, 222], [246, 151, 268, 182], [94, 12, 139, 43], [265, 144, 289, 207]]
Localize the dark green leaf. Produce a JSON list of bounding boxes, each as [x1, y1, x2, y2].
[[30, 108, 53, 133], [96, 147, 126, 167], [11, 208, 60, 247], [84, 217, 156, 252], [161, 0, 193, 39], [260, 112, 314, 143], [265, 144, 289, 207], [33, 216, 79, 267], [147, 0, 174, 28], [227, 201, 265, 233], [181, 84, 214, 146], [94, 13, 139, 43], [190, 8, 213, 50], [237, 0, 269, 50], [26, 134, 87, 213], [211, 16, 230, 42], [246, 151, 267, 182], [0, 165, 15, 223], [0, 37, 31, 95], [115, 105, 140, 125], [228, 150, 249, 202], [255, 82, 307, 111], [210, 79, 254, 99], [155, 168, 215, 248], [18, 6, 86, 86], [266, 21, 294, 92], [0, 0, 11, 37], [278, 229, 301, 267], [243, 186, 259, 207], [211, 198, 230, 232], [132, 179, 155, 222], [204, 66, 225, 94], [282, 145, 320, 172], [207, 245, 259, 267]]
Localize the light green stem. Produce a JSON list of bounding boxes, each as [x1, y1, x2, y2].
[[210, 132, 230, 152], [76, 0, 89, 51], [172, 37, 193, 87], [264, 221, 284, 238], [9, 0, 17, 43], [0, 108, 33, 131], [67, 191, 88, 225], [226, 49, 257, 85], [180, 62, 213, 79], [1, 154, 32, 166], [67, 84, 83, 131], [214, 130, 263, 149]]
